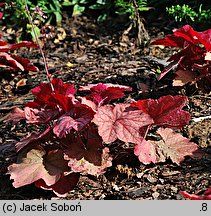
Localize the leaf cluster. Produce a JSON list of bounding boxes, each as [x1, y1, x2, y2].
[[151, 24, 211, 93], [4, 77, 200, 196]]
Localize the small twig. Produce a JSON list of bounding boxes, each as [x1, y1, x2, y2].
[[191, 115, 211, 123]]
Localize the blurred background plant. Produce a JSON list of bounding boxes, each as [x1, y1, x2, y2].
[[1, 0, 210, 43], [166, 4, 211, 24]]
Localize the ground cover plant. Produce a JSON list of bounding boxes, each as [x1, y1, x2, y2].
[[151, 24, 211, 93], [0, 1, 211, 200]]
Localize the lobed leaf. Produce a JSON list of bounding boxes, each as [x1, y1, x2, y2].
[[79, 83, 132, 106], [65, 148, 112, 176], [156, 128, 198, 165], [15, 127, 51, 152], [62, 125, 104, 166], [27, 78, 77, 111], [25, 107, 59, 124], [7, 148, 68, 188], [135, 128, 198, 165], [131, 95, 191, 129], [151, 25, 211, 82], [134, 139, 157, 165], [53, 104, 95, 138], [93, 104, 154, 144]]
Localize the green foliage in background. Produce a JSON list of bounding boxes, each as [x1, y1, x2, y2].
[[2, 0, 153, 25], [166, 4, 211, 24], [3, 0, 64, 25], [115, 0, 152, 18]]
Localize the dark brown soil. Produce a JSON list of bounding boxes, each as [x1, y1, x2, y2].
[[0, 14, 210, 200]]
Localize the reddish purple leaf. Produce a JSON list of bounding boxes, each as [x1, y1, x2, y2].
[[131, 95, 191, 129], [51, 78, 77, 97], [24, 107, 59, 124], [7, 148, 68, 188], [12, 56, 38, 71], [151, 25, 200, 48], [79, 83, 132, 105], [173, 25, 200, 45], [62, 125, 105, 166], [181, 189, 211, 200], [0, 52, 24, 70], [0, 52, 38, 71], [51, 93, 76, 112], [53, 104, 95, 138], [15, 127, 51, 152], [198, 29, 211, 51], [0, 40, 38, 52], [35, 173, 80, 197], [93, 104, 153, 144], [151, 34, 186, 48], [0, 39, 38, 71], [151, 25, 211, 82], [53, 115, 78, 138], [27, 78, 77, 111]]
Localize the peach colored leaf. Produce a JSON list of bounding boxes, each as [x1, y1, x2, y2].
[[64, 148, 112, 176], [24, 107, 59, 124], [7, 148, 68, 187], [79, 96, 98, 112], [205, 52, 211, 61], [92, 104, 154, 144], [156, 128, 198, 165]]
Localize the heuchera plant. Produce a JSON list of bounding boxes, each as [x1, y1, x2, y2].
[[2, 2, 206, 198], [151, 24, 211, 92], [5, 78, 200, 197]]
